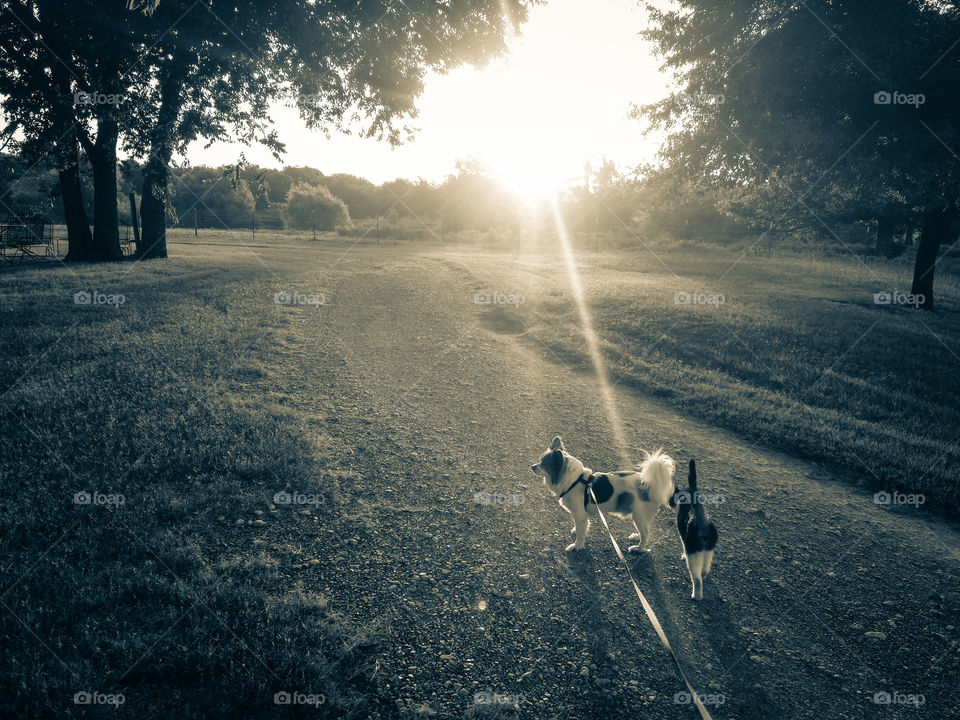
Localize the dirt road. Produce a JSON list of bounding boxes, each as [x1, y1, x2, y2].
[[266, 245, 959, 719]]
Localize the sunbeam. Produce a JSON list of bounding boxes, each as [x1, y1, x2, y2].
[[549, 198, 632, 467]]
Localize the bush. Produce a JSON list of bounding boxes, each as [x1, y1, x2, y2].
[[283, 182, 350, 231], [171, 167, 256, 228]]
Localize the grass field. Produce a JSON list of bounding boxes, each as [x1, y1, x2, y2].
[[0, 244, 383, 717], [2, 230, 958, 717]]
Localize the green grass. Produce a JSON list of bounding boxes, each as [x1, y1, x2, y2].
[[0, 246, 383, 718], [3, 228, 959, 717], [521, 236, 960, 515]]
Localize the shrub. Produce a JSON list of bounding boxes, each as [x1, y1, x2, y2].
[[283, 182, 350, 231]]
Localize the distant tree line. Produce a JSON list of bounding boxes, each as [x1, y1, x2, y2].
[[0, 151, 647, 235]]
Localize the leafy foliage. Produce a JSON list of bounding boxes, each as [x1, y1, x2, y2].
[[284, 182, 350, 231]]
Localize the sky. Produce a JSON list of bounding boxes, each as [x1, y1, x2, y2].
[[186, 0, 672, 193]]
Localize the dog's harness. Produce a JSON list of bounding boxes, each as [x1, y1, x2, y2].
[[557, 471, 595, 510]]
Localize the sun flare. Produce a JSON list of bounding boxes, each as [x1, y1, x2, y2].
[[484, 150, 566, 203]]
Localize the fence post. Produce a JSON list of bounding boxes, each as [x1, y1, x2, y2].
[[194, 207, 198, 237], [129, 193, 140, 253]]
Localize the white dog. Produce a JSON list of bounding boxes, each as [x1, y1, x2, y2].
[[531, 436, 676, 553]]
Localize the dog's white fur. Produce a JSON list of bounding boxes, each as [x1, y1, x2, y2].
[[531, 436, 675, 553]]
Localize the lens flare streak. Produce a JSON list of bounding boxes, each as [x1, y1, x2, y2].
[[549, 199, 631, 467]]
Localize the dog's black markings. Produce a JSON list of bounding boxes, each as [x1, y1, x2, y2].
[[585, 474, 614, 507], [636, 486, 650, 503], [677, 460, 718, 554], [613, 470, 635, 476], [614, 491, 634, 513]]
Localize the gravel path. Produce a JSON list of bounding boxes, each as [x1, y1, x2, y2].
[[267, 248, 960, 720]]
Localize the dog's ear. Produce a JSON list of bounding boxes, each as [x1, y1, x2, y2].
[[550, 436, 564, 451], [551, 448, 565, 481]]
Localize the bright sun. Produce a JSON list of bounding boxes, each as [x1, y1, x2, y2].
[[189, 0, 670, 190], [483, 147, 567, 203], [404, 0, 667, 199]]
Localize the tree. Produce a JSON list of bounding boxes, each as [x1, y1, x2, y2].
[[641, 0, 960, 308], [123, 0, 534, 259], [2, 0, 534, 261], [171, 167, 256, 228], [0, 1, 95, 257], [283, 182, 349, 231]]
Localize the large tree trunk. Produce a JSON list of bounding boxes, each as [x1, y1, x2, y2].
[[910, 205, 957, 311], [44, 22, 93, 261], [59, 156, 93, 261], [88, 116, 123, 261], [136, 59, 188, 260], [875, 215, 895, 257], [138, 161, 168, 259]]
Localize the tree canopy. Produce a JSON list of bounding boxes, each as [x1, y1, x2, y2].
[[0, 0, 535, 259], [641, 0, 960, 308]]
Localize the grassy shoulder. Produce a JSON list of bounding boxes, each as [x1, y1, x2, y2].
[[481, 237, 960, 516], [0, 246, 383, 718]]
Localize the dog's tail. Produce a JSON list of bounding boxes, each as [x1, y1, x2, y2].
[[641, 449, 675, 506], [688, 459, 707, 522]]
